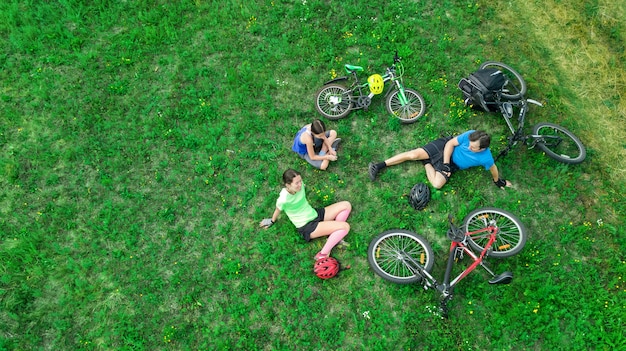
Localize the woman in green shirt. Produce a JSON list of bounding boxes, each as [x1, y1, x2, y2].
[[260, 169, 351, 261]]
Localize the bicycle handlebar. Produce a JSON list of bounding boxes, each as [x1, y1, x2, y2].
[[393, 51, 401, 63], [447, 214, 454, 226]]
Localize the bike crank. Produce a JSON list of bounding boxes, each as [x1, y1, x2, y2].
[[357, 96, 371, 109]]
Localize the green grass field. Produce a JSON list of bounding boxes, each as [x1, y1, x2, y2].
[[1, 0, 624, 350]]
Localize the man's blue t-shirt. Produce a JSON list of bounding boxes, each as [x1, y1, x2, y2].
[[451, 130, 494, 170]]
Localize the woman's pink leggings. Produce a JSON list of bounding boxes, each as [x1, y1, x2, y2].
[[320, 208, 351, 255]]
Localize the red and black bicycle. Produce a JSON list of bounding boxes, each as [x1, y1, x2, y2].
[[367, 207, 527, 318]]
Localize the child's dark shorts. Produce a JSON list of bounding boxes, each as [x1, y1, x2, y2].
[[313, 131, 332, 153], [296, 208, 325, 242]]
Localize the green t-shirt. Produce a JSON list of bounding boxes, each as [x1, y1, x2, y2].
[[276, 184, 318, 228]]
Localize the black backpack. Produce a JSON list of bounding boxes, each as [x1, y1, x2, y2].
[[458, 68, 506, 111]]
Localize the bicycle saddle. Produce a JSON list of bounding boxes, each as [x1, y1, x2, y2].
[[488, 271, 513, 285], [344, 64, 364, 73], [446, 214, 465, 242], [446, 226, 465, 242]]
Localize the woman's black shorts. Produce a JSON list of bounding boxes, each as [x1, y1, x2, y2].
[[296, 208, 325, 242]]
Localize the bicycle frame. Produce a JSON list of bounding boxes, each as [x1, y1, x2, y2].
[[325, 56, 409, 110], [315, 51, 425, 123], [494, 97, 553, 161], [402, 224, 510, 317]]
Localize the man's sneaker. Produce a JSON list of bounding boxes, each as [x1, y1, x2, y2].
[[368, 162, 379, 181], [331, 138, 342, 150]]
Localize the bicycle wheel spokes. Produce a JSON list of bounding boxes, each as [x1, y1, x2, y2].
[[532, 122, 586, 164], [367, 230, 434, 284], [315, 84, 352, 120], [376, 237, 423, 276], [385, 88, 425, 124], [463, 208, 527, 258], [478, 61, 527, 100], [494, 220, 524, 251]]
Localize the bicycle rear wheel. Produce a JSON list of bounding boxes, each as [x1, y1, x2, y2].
[[463, 208, 527, 258], [479, 61, 527, 100], [385, 88, 425, 124], [315, 84, 353, 120], [532, 122, 586, 164], [367, 229, 434, 284]]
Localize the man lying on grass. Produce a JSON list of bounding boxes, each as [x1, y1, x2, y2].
[[368, 130, 511, 189]]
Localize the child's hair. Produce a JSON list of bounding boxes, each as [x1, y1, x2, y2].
[[311, 119, 326, 135], [469, 130, 491, 149], [282, 169, 301, 185]]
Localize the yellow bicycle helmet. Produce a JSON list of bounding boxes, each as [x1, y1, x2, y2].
[[368, 74, 384, 95]]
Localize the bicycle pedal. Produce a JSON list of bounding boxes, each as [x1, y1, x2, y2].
[[488, 271, 513, 285]]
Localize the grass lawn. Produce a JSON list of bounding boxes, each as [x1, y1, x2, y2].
[[1, 0, 624, 350]]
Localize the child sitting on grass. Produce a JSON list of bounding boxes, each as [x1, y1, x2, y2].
[[291, 119, 341, 171]]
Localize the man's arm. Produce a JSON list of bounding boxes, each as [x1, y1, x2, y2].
[[442, 137, 459, 164], [489, 164, 512, 188]]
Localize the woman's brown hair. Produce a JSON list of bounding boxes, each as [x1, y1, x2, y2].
[[282, 169, 301, 185]]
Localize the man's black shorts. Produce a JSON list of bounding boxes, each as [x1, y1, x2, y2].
[[422, 136, 459, 178]]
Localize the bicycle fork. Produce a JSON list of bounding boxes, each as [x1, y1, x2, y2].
[[403, 254, 437, 290], [387, 79, 408, 102]]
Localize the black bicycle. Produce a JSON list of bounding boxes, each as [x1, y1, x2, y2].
[[459, 61, 586, 164]]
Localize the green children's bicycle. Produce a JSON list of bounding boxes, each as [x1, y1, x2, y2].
[[315, 52, 426, 124]]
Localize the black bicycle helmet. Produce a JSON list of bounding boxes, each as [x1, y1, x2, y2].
[[408, 183, 430, 210]]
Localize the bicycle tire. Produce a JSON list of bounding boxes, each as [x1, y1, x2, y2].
[[314, 84, 353, 120], [478, 61, 527, 100], [463, 207, 527, 258], [367, 229, 434, 284], [532, 122, 586, 164], [385, 88, 425, 124]]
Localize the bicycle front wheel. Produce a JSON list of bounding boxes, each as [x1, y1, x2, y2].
[[463, 208, 527, 258], [315, 84, 353, 120], [367, 229, 434, 284], [532, 122, 586, 164], [479, 61, 527, 100], [385, 88, 425, 124]]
